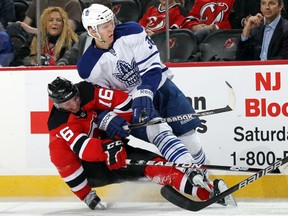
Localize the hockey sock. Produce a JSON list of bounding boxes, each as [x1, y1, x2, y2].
[[57, 160, 91, 200], [144, 157, 185, 189], [183, 179, 212, 200], [150, 129, 194, 163]]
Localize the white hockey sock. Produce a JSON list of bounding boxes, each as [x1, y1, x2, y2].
[[146, 124, 194, 164], [153, 130, 194, 163], [179, 130, 208, 176]]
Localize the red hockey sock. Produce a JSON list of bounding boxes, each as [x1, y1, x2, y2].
[[194, 183, 213, 200], [143, 157, 185, 190]]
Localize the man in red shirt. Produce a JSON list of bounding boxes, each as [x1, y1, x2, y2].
[[139, 0, 187, 36], [181, 0, 235, 43]]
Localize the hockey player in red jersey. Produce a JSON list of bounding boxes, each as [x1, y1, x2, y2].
[[139, 0, 187, 36], [47, 77, 236, 210], [181, 0, 235, 42]]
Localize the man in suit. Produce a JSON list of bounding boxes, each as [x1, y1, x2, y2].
[[236, 0, 288, 60]]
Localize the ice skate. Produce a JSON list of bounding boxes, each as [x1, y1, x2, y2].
[[212, 179, 237, 207], [84, 190, 106, 210], [187, 169, 212, 192]]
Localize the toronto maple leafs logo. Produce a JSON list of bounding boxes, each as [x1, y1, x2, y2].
[[114, 58, 140, 87], [85, 9, 90, 16]]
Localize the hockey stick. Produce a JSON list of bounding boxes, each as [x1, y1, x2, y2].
[[124, 81, 235, 130], [160, 156, 288, 212], [125, 159, 281, 173]]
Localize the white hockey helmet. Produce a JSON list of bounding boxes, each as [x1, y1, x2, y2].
[[82, 4, 114, 33]]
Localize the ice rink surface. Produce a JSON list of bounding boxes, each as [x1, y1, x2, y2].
[[0, 199, 287, 216]]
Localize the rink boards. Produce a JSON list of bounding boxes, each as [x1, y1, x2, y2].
[[0, 61, 287, 199]]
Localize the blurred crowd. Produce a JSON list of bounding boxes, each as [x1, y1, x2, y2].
[[0, 0, 287, 66]]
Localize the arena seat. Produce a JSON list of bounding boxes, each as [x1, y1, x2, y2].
[[13, 0, 29, 21], [111, 0, 142, 22], [151, 29, 199, 62], [198, 29, 242, 62]]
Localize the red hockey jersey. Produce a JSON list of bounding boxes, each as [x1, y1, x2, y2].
[[181, 0, 235, 29], [139, 2, 187, 32]]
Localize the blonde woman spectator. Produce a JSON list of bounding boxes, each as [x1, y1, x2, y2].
[[19, 0, 82, 33], [29, 6, 78, 65]]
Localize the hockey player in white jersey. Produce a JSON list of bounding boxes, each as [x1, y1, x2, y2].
[[77, 4, 236, 206]]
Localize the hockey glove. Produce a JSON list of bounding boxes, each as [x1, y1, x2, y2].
[[98, 110, 130, 139], [131, 86, 155, 123], [102, 139, 127, 170]]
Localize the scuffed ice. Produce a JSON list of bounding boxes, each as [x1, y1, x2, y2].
[[0, 200, 287, 216]]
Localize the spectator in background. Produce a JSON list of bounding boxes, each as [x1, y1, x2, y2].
[[27, 7, 78, 65], [229, 0, 261, 29], [6, 0, 82, 66], [184, 0, 196, 13], [283, 1, 288, 19], [89, 0, 112, 8], [0, 0, 16, 29], [230, 0, 288, 29], [18, 0, 82, 33], [181, 0, 235, 43], [139, 0, 187, 36], [57, 0, 113, 65], [236, 0, 288, 60], [57, 31, 91, 65], [0, 24, 14, 66]]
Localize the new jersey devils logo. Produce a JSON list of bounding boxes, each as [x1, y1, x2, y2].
[[112, 4, 122, 15], [224, 38, 237, 48], [146, 16, 165, 31], [200, 2, 228, 25]]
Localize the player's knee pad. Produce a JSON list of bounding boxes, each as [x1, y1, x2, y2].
[[178, 130, 207, 165], [178, 130, 202, 154], [146, 122, 173, 142]]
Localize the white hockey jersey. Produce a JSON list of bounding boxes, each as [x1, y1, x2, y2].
[[77, 21, 172, 94]]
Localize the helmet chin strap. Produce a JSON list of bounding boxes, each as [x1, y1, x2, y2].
[[97, 36, 107, 44], [89, 29, 110, 47], [95, 36, 110, 48]]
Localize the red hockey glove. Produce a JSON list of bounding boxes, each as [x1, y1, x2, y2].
[[101, 139, 127, 170]]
